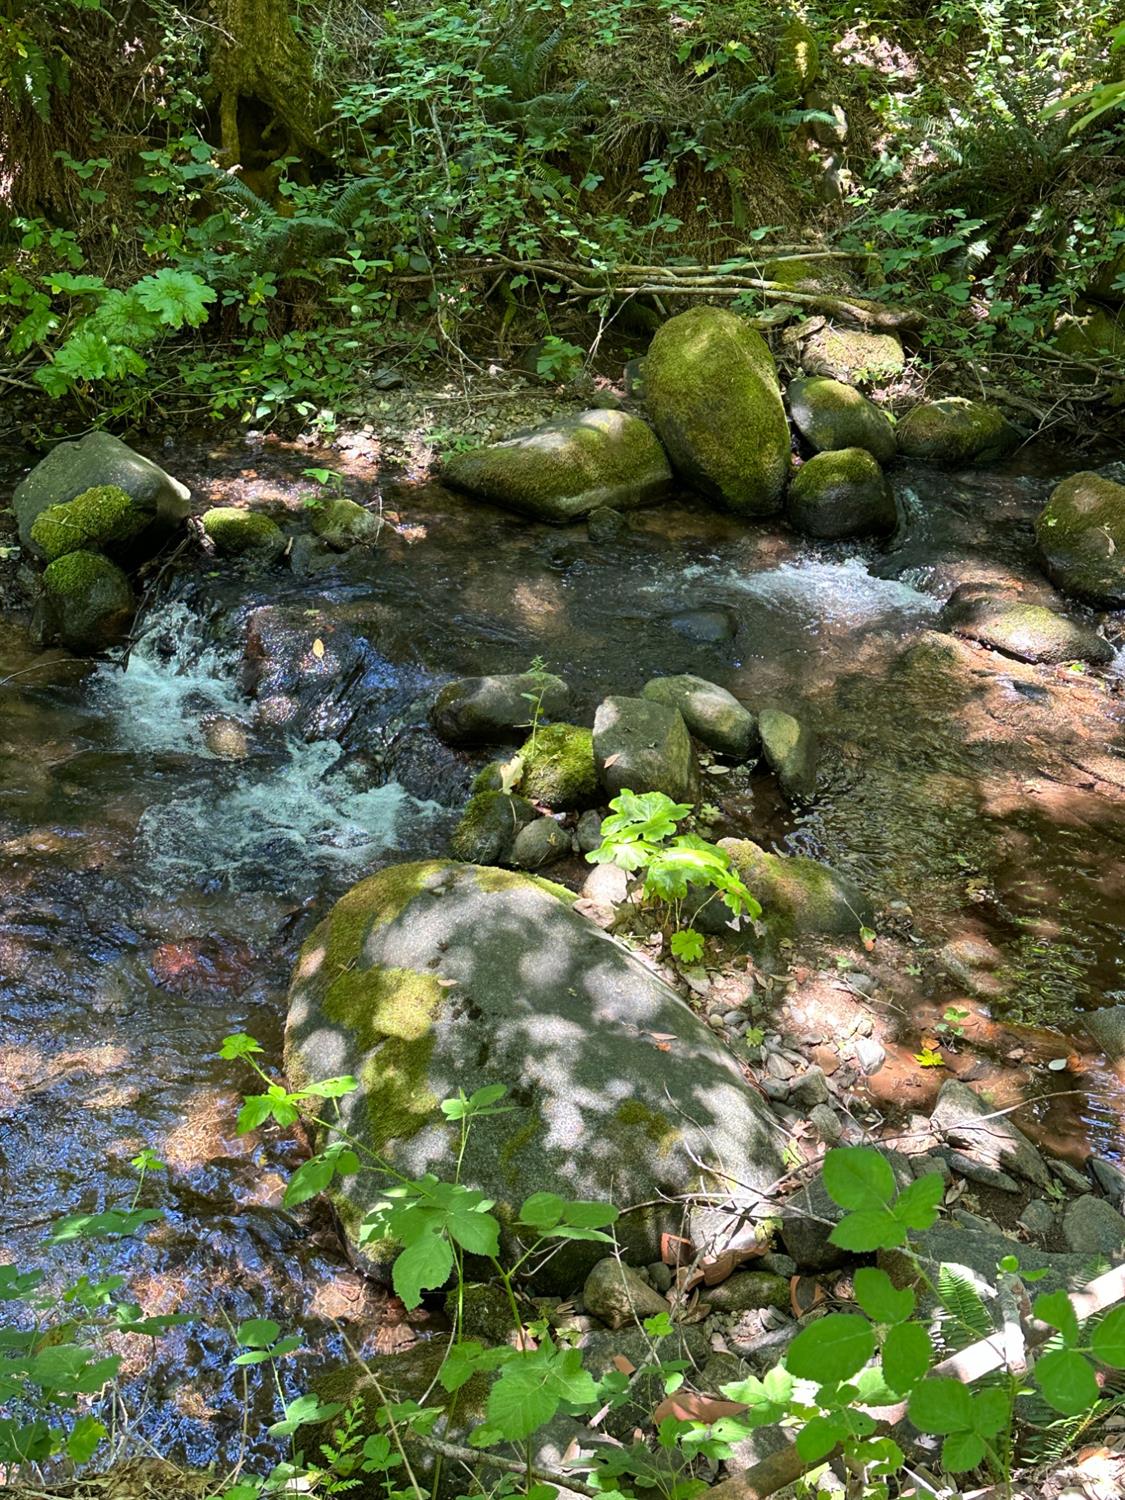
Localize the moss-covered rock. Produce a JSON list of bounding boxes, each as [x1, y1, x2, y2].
[[442, 409, 672, 523], [1052, 305, 1125, 362], [763, 255, 858, 295], [432, 671, 570, 746], [787, 376, 896, 463], [39, 549, 135, 652], [720, 838, 873, 943], [450, 790, 538, 864], [645, 306, 790, 516], [510, 815, 571, 868], [799, 325, 905, 386], [786, 447, 896, 540], [516, 722, 598, 809], [1035, 470, 1125, 607], [774, 16, 819, 96], [201, 506, 286, 559], [284, 860, 782, 1291], [13, 431, 190, 557], [310, 496, 381, 549], [939, 583, 1112, 666], [641, 674, 758, 760], [758, 708, 817, 803], [29, 484, 150, 561], [593, 695, 699, 803], [897, 398, 1019, 468]]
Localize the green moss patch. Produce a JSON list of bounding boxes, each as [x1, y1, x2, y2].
[[201, 506, 285, 557], [516, 723, 598, 809], [30, 484, 146, 561]]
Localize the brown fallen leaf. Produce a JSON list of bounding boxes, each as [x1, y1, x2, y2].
[[652, 1393, 747, 1425], [661, 1233, 692, 1267], [311, 637, 326, 659], [610, 1353, 637, 1376], [602, 753, 622, 767]]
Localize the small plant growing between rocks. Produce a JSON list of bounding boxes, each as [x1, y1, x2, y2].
[[519, 653, 551, 756]]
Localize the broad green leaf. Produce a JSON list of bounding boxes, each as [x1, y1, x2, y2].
[[237, 1318, 280, 1349], [446, 1206, 501, 1258], [882, 1322, 931, 1394], [392, 1230, 453, 1310], [908, 1377, 973, 1435], [219, 1033, 262, 1059], [973, 1386, 1011, 1437], [1034, 1348, 1098, 1415], [853, 1268, 914, 1324], [1092, 1305, 1125, 1368], [822, 1148, 896, 1211], [787, 1314, 875, 1383], [942, 1430, 985, 1472], [301, 1076, 357, 1099], [518, 1192, 566, 1230], [1033, 1290, 1079, 1347], [829, 1208, 905, 1252], [795, 1414, 844, 1462], [891, 1173, 944, 1231], [66, 1415, 106, 1464], [486, 1354, 559, 1439]]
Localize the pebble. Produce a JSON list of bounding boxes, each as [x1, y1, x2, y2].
[[809, 1103, 843, 1144], [789, 1066, 830, 1109], [853, 1037, 886, 1075], [648, 1262, 674, 1294], [723, 1009, 745, 1027], [761, 1077, 790, 1102], [765, 1052, 795, 1081], [708, 1013, 727, 1032], [1090, 1157, 1125, 1204], [1019, 1199, 1056, 1235], [946, 1149, 1021, 1193]]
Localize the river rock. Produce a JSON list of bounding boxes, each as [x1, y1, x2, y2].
[[939, 582, 1112, 666], [201, 506, 286, 560], [798, 325, 905, 386], [1061, 1196, 1125, 1256], [641, 674, 758, 760], [310, 496, 381, 549], [644, 306, 790, 516], [882, 1223, 1101, 1301], [442, 409, 672, 523], [786, 448, 896, 539], [719, 838, 872, 941], [515, 723, 599, 810], [431, 671, 570, 746], [450, 791, 538, 864], [39, 550, 135, 652], [757, 708, 817, 802], [576, 809, 605, 853], [284, 860, 783, 1290], [929, 1079, 1051, 1189], [29, 484, 152, 562], [1035, 471, 1125, 608], [583, 1258, 669, 1329], [700, 1270, 789, 1312], [787, 377, 896, 463], [1053, 305, 1125, 363], [13, 431, 190, 556], [510, 815, 570, 869], [1084, 1004, 1125, 1062], [897, 398, 1019, 468], [666, 606, 736, 644], [593, 696, 699, 804]]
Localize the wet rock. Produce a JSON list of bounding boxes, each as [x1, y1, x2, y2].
[[942, 1149, 1020, 1194], [201, 715, 251, 760], [645, 305, 790, 516], [510, 815, 570, 869], [587, 506, 626, 544], [284, 861, 783, 1290], [431, 671, 570, 746], [854, 1036, 886, 1075], [781, 1150, 913, 1271], [450, 790, 537, 864], [29, 483, 151, 562], [310, 496, 381, 549], [897, 399, 1019, 468], [1035, 471, 1125, 608], [883, 1223, 1099, 1300], [1062, 1196, 1125, 1256], [787, 377, 896, 463], [719, 838, 872, 943], [786, 448, 896, 540], [201, 506, 286, 560], [667, 606, 736, 644], [39, 550, 135, 652], [641, 674, 758, 760], [442, 409, 672, 523], [700, 1271, 789, 1312], [623, 356, 647, 400], [798, 325, 905, 386], [1084, 1004, 1125, 1062], [757, 708, 817, 802], [1091, 1158, 1125, 1205], [583, 1258, 669, 1329], [593, 695, 699, 803], [13, 431, 190, 556], [938, 934, 1006, 999], [576, 808, 605, 853], [939, 583, 1112, 666], [515, 723, 599, 810], [929, 1079, 1051, 1189]]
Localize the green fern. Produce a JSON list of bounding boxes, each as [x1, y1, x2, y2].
[[936, 1264, 993, 1344]]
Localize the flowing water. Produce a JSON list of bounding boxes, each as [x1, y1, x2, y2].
[[2, 436, 1125, 1466]]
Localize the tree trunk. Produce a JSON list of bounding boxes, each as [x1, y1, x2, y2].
[[210, 0, 330, 168]]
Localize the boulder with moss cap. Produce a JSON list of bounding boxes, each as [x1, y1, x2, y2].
[[897, 399, 1019, 468], [644, 306, 790, 516], [310, 496, 381, 549], [450, 790, 538, 864], [788, 376, 896, 463], [39, 550, 135, 652], [201, 506, 286, 560], [786, 448, 896, 540], [29, 484, 151, 562], [442, 409, 672, 524], [1034, 471, 1125, 607], [939, 582, 1112, 666], [717, 838, 872, 943], [515, 722, 599, 809], [641, 674, 758, 760], [283, 859, 782, 1291], [798, 325, 905, 386]]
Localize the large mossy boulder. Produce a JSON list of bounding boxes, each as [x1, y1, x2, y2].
[[516, 722, 599, 809], [786, 448, 896, 540], [593, 695, 699, 803], [641, 674, 758, 760], [1053, 306, 1125, 363], [13, 432, 190, 558], [39, 550, 135, 652], [798, 325, 905, 386], [442, 409, 672, 523], [1035, 471, 1125, 607], [201, 506, 286, 560], [644, 306, 790, 516], [719, 838, 872, 943], [283, 860, 783, 1289], [29, 484, 150, 562], [897, 398, 1019, 468], [432, 671, 570, 746], [939, 583, 1112, 666], [450, 790, 538, 864], [787, 377, 896, 463]]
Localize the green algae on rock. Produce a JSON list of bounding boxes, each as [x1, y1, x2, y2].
[[29, 484, 149, 562], [283, 859, 782, 1290], [450, 789, 538, 864], [442, 408, 672, 523], [897, 398, 1019, 468], [758, 708, 818, 803], [641, 674, 758, 760], [939, 583, 1112, 666], [310, 495, 381, 549], [1035, 470, 1125, 607], [515, 722, 598, 809], [786, 447, 896, 539], [39, 549, 135, 652], [719, 837, 872, 944], [201, 506, 286, 559], [644, 305, 790, 516], [787, 376, 896, 463]]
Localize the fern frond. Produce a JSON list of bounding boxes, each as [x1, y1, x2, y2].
[[330, 177, 384, 227], [936, 1263, 994, 1344]]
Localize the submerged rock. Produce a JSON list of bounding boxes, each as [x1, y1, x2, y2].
[[431, 671, 570, 746], [516, 722, 599, 810], [798, 325, 905, 386], [29, 483, 150, 562], [787, 376, 896, 463], [758, 708, 817, 802], [449, 790, 537, 864], [939, 583, 1112, 666], [284, 860, 783, 1288], [786, 448, 896, 539], [1035, 470, 1125, 607], [641, 674, 758, 760], [719, 838, 872, 941], [593, 695, 699, 803], [645, 305, 790, 516], [666, 605, 736, 644], [897, 399, 1019, 468], [39, 549, 135, 652], [1084, 1004, 1125, 1063], [201, 506, 286, 560], [442, 409, 672, 523], [13, 431, 190, 556], [310, 496, 381, 549]]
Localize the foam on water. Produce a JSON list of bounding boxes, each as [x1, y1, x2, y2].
[[680, 555, 940, 629]]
